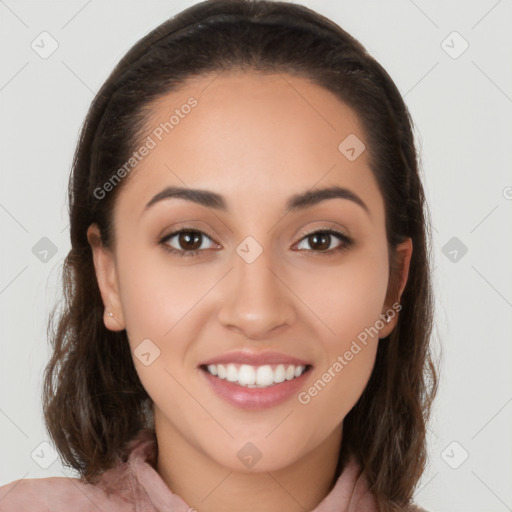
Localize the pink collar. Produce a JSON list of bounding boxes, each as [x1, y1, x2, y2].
[[95, 428, 380, 512]]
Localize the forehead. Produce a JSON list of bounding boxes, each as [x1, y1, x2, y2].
[[115, 70, 383, 221]]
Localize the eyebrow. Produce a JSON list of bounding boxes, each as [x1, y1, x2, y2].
[[142, 185, 370, 216]]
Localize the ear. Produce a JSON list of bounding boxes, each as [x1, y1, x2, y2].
[[378, 237, 413, 339], [87, 223, 126, 331]]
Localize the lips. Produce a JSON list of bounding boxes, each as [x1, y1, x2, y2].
[[198, 351, 313, 409], [199, 351, 311, 367]]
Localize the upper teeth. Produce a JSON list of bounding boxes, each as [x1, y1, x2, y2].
[[206, 364, 306, 388]]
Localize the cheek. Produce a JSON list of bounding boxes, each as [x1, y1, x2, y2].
[[114, 243, 226, 409], [291, 242, 388, 429], [296, 242, 390, 345], [296, 341, 377, 448], [116, 243, 213, 348], [114, 245, 209, 417]]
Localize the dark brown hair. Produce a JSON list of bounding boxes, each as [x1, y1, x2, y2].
[[43, 1, 438, 510]]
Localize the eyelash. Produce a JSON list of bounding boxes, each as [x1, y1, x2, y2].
[[158, 226, 354, 258]]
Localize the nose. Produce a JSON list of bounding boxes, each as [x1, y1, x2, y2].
[[217, 246, 296, 340]]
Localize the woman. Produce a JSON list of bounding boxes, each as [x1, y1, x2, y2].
[[0, 1, 437, 511]]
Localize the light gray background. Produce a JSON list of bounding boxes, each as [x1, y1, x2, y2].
[[1, 1, 511, 511]]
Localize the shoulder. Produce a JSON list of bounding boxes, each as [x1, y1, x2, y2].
[[0, 475, 132, 512], [0, 429, 160, 512]]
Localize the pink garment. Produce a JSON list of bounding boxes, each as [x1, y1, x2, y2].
[[0, 429, 427, 511]]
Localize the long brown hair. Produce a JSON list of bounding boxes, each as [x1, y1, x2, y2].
[[43, 1, 438, 510]]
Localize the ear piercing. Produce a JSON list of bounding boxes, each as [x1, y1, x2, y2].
[[106, 311, 114, 317], [382, 304, 401, 324]]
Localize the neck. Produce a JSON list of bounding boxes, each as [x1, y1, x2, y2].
[[155, 415, 342, 512]]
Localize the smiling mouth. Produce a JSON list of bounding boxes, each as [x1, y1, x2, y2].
[[200, 363, 312, 388]]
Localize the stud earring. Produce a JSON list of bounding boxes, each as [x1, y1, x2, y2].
[[106, 311, 114, 317]]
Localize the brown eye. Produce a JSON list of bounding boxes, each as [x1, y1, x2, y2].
[[177, 231, 202, 251], [306, 232, 331, 251], [295, 229, 354, 255], [160, 228, 218, 257]]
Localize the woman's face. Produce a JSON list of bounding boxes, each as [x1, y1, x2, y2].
[[88, 70, 411, 473]]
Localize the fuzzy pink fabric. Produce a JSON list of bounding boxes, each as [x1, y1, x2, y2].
[[0, 429, 427, 511]]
